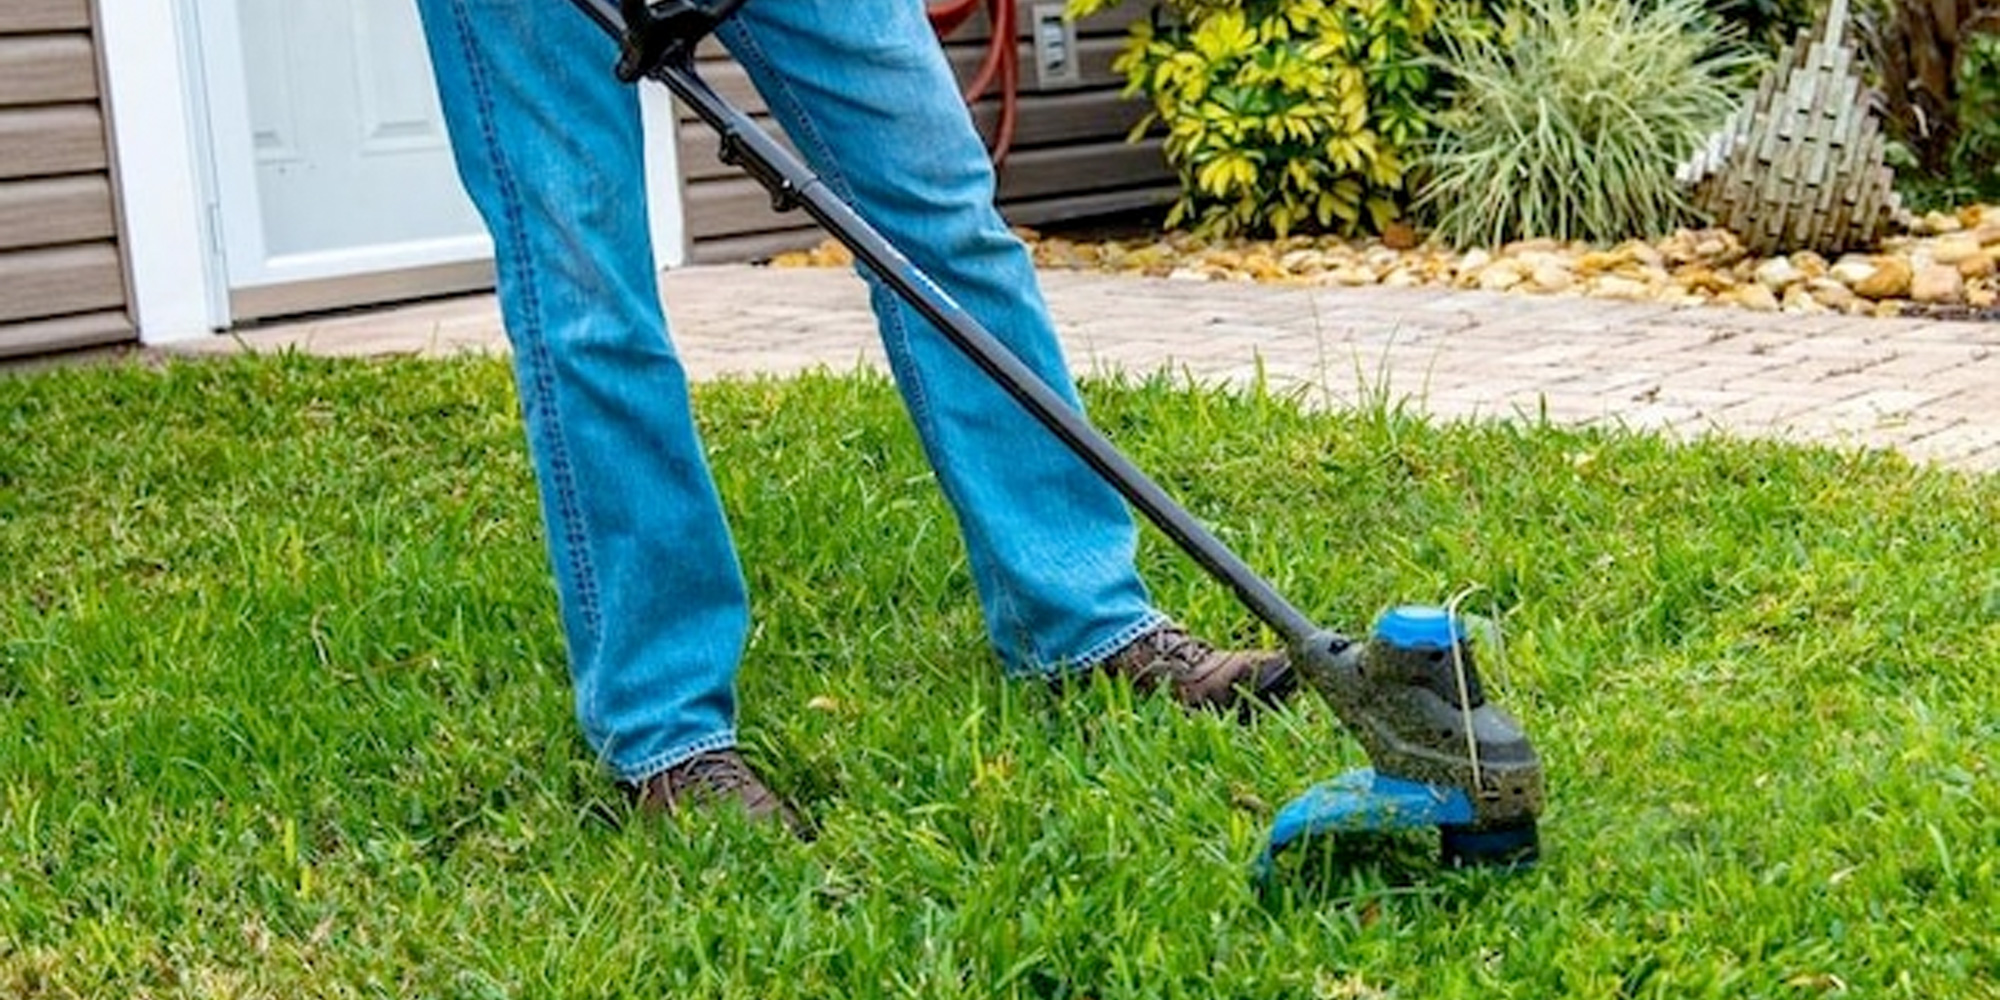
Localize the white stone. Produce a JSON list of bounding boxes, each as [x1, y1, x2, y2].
[[1477, 261, 1529, 291], [1807, 277, 1857, 311], [1529, 262, 1575, 293], [1910, 264, 1965, 305], [1830, 256, 1878, 287], [1781, 284, 1825, 313], [1754, 257, 1805, 290], [1931, 234, 1984, 266]]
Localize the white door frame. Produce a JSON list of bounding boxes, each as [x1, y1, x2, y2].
[[99, 0, 687, 344], [98, 0, 218, 344]]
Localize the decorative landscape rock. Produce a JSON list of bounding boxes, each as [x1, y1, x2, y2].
[[1674, 0, 1906, 256], [769, 205, 2000, 318], [1808, 277, 1858, 310], [1853, 256, 1913, 299], [1829, 255, 1879, 286], [1725, 283, 1782, 311], [1755, 257, 1805, 289], [1529, 262, 1575, 294], [1932, 234, 1984, 266], [1911, 265, 1965, 304]]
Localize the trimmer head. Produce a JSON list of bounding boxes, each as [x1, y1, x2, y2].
[[1265, 606, 1545, 874]]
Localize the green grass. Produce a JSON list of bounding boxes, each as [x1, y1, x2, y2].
[[1, 354, 1995, 998]]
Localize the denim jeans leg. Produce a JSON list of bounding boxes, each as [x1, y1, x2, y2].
[[719, 0, 1166, 675], [414, 0, 743, 781]]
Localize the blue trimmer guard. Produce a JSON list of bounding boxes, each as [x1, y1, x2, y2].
[[1255, 768, 1476, 878]]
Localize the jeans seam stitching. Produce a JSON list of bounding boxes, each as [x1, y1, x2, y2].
[[725, 16, 1042, 659], [721, 22, 857, 206], [447, 0, 605, 719]]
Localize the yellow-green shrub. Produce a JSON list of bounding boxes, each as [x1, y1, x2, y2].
[[1069, 0, 1439, 237]]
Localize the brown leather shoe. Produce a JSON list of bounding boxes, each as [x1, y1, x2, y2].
[[626, 750, 802, 835], [1095, 624, 1297, 715]]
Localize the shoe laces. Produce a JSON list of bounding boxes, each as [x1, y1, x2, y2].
[[1132, 626, 1216, 681], [668, 751, 758, 800]]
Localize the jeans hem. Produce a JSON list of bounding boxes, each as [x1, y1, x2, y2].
[[615, 730, 739, 785], [1020, 609, 1171, 680]]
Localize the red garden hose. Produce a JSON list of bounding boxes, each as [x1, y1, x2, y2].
[[928, 0, 1019, 167]]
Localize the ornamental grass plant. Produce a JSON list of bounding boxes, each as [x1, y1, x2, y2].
[[1415, 0, 1757, 247]]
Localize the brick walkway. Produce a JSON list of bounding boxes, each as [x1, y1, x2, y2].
[[171, 264, 2000, 472]]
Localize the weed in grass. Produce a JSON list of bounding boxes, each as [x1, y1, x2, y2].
[[0, 355, 1994, 997]]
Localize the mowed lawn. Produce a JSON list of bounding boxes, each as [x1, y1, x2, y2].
[[2, 354, 1994, 998]]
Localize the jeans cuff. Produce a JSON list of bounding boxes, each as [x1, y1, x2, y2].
[[614, 730, 739, 785], [1030, 609, 1172, 680]]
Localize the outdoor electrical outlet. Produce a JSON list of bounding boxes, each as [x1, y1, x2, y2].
[[1031, 3, 1082, 88]]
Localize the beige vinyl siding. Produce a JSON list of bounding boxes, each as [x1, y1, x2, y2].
[[679, 6, 1172, 264], [0, 0, 134, 358]]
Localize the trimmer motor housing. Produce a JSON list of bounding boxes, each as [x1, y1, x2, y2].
[[1264, 606, 1545, 872]]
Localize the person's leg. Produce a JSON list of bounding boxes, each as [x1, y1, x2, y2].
[[718, 0, 1167, 675], [412, 0, 744, 782]]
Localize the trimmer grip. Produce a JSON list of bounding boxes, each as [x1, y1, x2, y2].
[[613, 0, 751, 81]]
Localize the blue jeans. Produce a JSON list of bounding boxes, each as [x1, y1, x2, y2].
[[413, 0, 1164, 782]]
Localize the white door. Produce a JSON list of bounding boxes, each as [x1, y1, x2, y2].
[[190, 0, 684, 322], [193, 0, 490, 319]]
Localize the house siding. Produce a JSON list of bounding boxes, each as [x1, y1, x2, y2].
[[0, 0, 133, 358], [679, 6, 1172, 264]]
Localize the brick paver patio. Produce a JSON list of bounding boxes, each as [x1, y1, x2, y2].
[[167, 264, 2000, 472]]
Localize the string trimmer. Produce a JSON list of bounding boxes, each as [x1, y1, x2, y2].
[[570, 0, 1546, 870]]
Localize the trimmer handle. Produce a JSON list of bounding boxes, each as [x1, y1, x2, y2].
[[614, 0, 750, 81]]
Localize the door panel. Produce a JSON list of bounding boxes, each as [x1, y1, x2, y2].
[[244, 1, 481, 258]]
